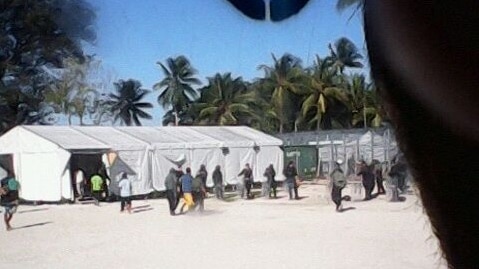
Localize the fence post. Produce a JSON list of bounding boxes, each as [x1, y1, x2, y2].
[[371, 131, 374, 163]]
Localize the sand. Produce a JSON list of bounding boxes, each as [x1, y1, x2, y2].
[[0, 183, 446, 269]]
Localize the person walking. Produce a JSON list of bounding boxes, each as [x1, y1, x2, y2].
[[373, 160, 386, 195], [238, 163, 253, 199], [175, 165, 184, 208], [74, 169, 85, 201], [179, 168, 195, 214], [357, 161, 375, 201], [192, 173, 206, 212], [263, 164, 277, 198], [90, 172, 104, 206], [165, 168, 178, 216], [118, 173, 132, 213], [330, 160, 348, 212], [212, 165, 224, 200], [198, 164, 208, 193], [0, 171, 19, 231], [283, 161, 299, 200]]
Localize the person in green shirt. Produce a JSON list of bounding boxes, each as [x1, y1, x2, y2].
[[90, 173, 103, 206]]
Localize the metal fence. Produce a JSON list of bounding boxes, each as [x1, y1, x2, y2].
[[277, 128, 399, 177]]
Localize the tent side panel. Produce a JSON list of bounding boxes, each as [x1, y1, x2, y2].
[[255, 146, 284, 182], [191, 148, 223, 188], [152, 149, 190, 191], [109, 149, 152, 196], [224, 148, 254, 185], [18, 152, 65, 201]]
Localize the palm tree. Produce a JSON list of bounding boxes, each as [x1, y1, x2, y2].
[[300, 55, 350, 130], [154, 56, 201, 125], [195, 73, 259, 126], [258, 53, 305, 133], [328, 37, 363, 74], [109, 79, 153, 126], [336, 0, 364, 20], [345, 74, 382, 128], [44, 57, 99, 125]]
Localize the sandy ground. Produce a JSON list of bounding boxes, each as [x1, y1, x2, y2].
[[0, 183, 446, 269]]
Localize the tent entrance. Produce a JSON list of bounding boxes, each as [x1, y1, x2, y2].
[[0, 154, 14, 179], [69, 153, 105, 198]]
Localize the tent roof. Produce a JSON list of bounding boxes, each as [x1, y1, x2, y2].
[[1, 125, 283, 152], [154, 127, 223, 148], [116, 127, 186, 149], [23, 126, 109, 151], [72, 126, 149, 151], [188, 127, 255, 147]]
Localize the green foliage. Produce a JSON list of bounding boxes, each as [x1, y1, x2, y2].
[[109, 79, 153, 126], [0, 4, 383, 138], [154, 55, 201, 125], [257, 53, 306, 133], [0, 0, 96, 133], [194, 73, 259, 126]]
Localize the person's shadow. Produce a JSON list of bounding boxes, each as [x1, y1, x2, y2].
[[338, 207, 356, 213], [13, 221, 52, 230]]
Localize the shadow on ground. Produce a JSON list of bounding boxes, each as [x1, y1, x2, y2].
[[13, 221, 53, 230], [18, 208, 49, 214]]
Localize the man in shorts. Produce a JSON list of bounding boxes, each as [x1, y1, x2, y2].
[[1, 171, 20, 231]]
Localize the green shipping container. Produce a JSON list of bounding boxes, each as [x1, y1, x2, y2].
[[284, 146, 318, 179]]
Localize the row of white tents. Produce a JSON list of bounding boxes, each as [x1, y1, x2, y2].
[[0, 126, 284, 202]]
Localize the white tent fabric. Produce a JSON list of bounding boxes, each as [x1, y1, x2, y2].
[[0, 127, 75, 201], [189, 127, 256, 184], [73, 127, 152, 196], [0, 125, 284, 200], [117, 127, 188, 191], [154, 127, 224, 187], [23, 126, 109, 151], [232, 127, 284, 181]]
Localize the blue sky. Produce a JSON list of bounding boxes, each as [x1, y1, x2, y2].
[[86, 0, 365, 125]]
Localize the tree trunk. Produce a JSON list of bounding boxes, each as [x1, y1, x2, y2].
[[174, 110, 179, 126], [68, 114, 72, 125]]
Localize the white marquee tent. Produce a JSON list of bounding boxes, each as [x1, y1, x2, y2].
[[0, 125, 284, 201]]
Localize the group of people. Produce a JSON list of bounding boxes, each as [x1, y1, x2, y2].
[[329, 157, 410, 212], [163, 161, 303, 216], [164, 166, 208, 216]]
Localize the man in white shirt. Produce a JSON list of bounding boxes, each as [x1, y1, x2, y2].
[[118, 173, 132, 213], [75, 169, 85, 201]]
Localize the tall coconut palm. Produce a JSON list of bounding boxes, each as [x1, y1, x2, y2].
[[154, 56, 201, 125], [301, 55, 350, 130], [195, 73, 259, 126], [328, 37, 363, 74], [110, 79, 153, 126], [345, 74, 382, 128], [258, 53, 305, 133]]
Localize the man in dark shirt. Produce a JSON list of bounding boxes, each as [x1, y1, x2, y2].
[[263, 164, 277, 198], [238, 163, 253, 199], [164, 168, 178, 216], [212, 165, 224, 200], [357, 161, 375, 201], [283, 161, 299, 200]]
